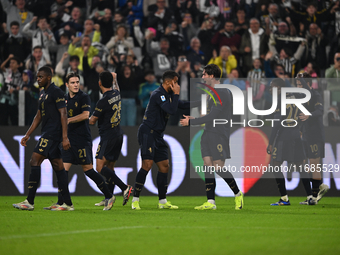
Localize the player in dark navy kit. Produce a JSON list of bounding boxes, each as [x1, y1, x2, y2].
[[296, 73, 329, 205], [180, 64, 244, 210], [266, 78, 312, 206], [43, 72, 115, 211], [131, 70, 189, 210], [89, 71, 133, 207], [13, 66, 74, 211]]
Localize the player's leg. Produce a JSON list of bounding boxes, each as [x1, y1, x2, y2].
[[298, 160, 315, 205], [155, 159, 178, 209], [131, 159, 153, 210], [270, 160, 290, 206], [13, 152, 45, 210], [195, 156, 217, 210], [49, 158, 74, 211]]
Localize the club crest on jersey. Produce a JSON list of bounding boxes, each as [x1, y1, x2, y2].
[[75, 102, 78, 107], [161, 95, 166, 102]]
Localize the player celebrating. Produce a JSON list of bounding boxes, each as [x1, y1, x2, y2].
[[296, 73, 329, 205], [13, 66, 74, 211], [43, 72, 115, 211], [89, 71, 133, 207], [181, 64, 244, 210], [266, 78, 312, 205], [131, 70, 189, 210]]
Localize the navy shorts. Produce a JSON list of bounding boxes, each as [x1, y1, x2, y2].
[[272, 138, 305, 163], [95, 135, 123, 162], [62, 143, 93, 165], [303, 141, 325, 159], [200, 131, 230, 161], [33, 137, 61, 160], [138, 125, 168, 163]]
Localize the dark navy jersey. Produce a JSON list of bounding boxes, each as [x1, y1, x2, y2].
[[66, 90, 92, 146], [93, 89, 123, 140], [298, 89, 325, 142], [142, 85, 188, 136], [38, 83, 66, 142], [190, 88, 232, 139], [268, 93, 300, 145]]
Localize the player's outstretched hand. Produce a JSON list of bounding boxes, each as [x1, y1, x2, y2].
[[170, 80, 180, 95], [180, 115, 193, 126], [21, 135, 30, 147], [62, 138, 71, 150], [266, 144, 272, 154]]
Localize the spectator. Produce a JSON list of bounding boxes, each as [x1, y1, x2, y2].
[[25, 45, 51, 74], [326, 106, 340, 126], [55, 53, 84, 90], [49, 0, 73, 31], [21, 69, 38, 125], [186, 37, 205, 71], [239, 18, 268, 75], [1, 0, 34, 36], [197, 18, 216, 64], [258, 3, 283, 34], [0, 55, 23, 126], [119, 0, 143, 33], [145, 35, 176, 81], [57, 6, 83, 39], [173, 0, 199, 25], [179, 12, 197, 49], [112, 11, 129, 33], [234, 8, 248, 37], [211, 21, 242, 60], [305, 23, 328, 74], [68, 35, 99, 71], [23, 16, 57, 63], [48, 33, 70, 69], [93, 8, 114, 45], [148, 0, 174, 39], [117, 65, 140, 126], [164, 20, 184, 57], [138, 70, 160, 115], [208, 46, 237, 78], [223, 69, 246, 90], [325, 52, 340, 104], [2, 21, 31, 63]]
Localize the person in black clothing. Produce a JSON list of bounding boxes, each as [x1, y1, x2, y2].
[[131, 70, 188, 210], [180, 64, 243, 210], [43, 72, 115, 211], [13, 66, 74, 211], [89, 71, 133, 207]]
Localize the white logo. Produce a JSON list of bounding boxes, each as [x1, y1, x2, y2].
[[161, 95, 166, 102]]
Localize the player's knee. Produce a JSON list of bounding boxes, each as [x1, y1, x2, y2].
[[142, 162, 153, 171]]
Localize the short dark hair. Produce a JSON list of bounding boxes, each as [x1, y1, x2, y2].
[[99, 71, 113, 88], [160, 37, 169, 44], [38, 66, 53, 77], [37, 16, 47, 23], [9, 56, 21, 65], [69, 55, 80, 62], [298, 72, 312, 86], [66, 72, 80, 83], [33, 45, 43, 51], [282, 47, 293, 57], [203, 64, 221, 79], [162, 70, 179, 82], [144, 70, 155, 76], [270, 78, 286, 87], [10, 21, 20, 27]]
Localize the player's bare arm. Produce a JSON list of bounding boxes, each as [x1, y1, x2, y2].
[[68, 111, 90, 124], [89, 115, 99, 125], [180, 115, 194, 126], [21, 110, 42, 147], [59, 107, 71, 150]]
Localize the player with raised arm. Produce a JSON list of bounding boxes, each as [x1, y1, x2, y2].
[[89, 71, 133, 207], [180, 64, 244, 210], [13, 66, 74, 211], [266, 78, 312, 205], [43, 72, 115, 211], [131, 70, 189, 210], [295, 73, 329, 205]]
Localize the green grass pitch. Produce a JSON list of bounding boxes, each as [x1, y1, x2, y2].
[[1, 196, 340, 255]]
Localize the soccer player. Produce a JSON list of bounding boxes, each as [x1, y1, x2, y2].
[[180, 64, 244, 210], [13, 66, 74, 211], [43, 72, 115, 211], [295, 73, 329, 205], [89, 71, 133, 207], [266, 78, 310, 205], [131, 70, 188, 210]]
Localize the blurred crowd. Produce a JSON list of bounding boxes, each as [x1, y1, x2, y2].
[[1, 0, 340, 127]]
